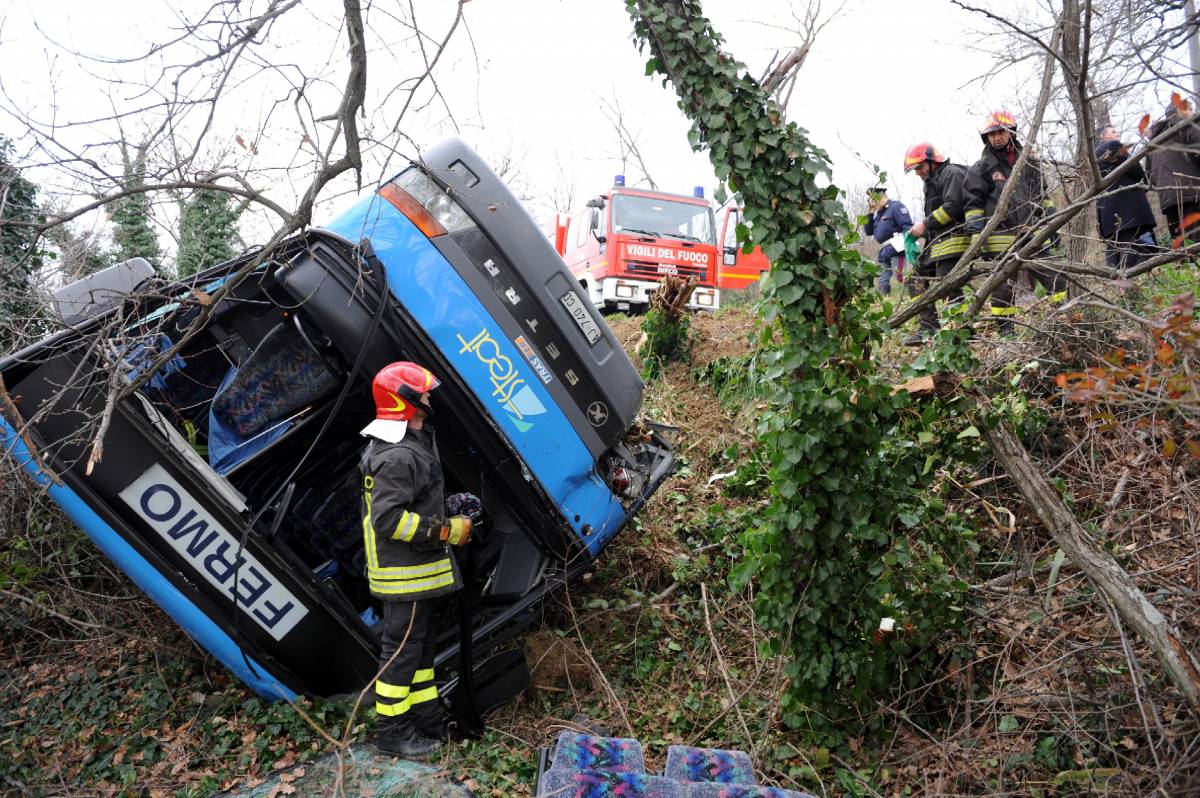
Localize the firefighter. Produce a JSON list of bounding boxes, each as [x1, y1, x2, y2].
[[360, 361, 472, 758], [963, 109, 1065, 333], [902, 142, 969, 345]]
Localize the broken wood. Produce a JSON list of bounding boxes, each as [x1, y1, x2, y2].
[[0, 374, 62, 486], [974, 396, 1200, 707], [892, 373, 960, 398]]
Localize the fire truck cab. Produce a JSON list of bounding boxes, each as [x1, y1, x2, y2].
[[555, 178, 720, 313], [715, 201, 771, 291]]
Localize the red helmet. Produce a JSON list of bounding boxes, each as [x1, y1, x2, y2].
[[980, 109, 1018, 141], [903, 142, 948, 173], [371, 361, 440, 421]]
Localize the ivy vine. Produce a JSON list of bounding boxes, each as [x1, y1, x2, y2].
[[626, 0, 978, 741]]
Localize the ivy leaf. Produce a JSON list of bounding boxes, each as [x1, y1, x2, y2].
[[956, 426, 980, 439]]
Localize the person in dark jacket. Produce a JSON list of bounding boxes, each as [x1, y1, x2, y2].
[[1145, 103, 1200, 245], [963, 109, 1065, 332], [902, 142, 969, 345], [1095, 137, 1158, 272], [862, 187, 912, 294], [360, 361, 473, 759]]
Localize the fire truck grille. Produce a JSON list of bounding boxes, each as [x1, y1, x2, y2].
[[624, 260, 707, 280]]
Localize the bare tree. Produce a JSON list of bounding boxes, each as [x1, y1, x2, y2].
[[597, 90, 659, 190], [0, 0, 476, 455], [757, 0, 848, 116]]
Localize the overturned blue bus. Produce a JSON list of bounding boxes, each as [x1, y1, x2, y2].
[[0, 139, 675, 730]]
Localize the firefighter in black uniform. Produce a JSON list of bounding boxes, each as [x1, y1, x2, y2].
[[963, 109, 1065, 333], [902, 142, 969, 345], [360, 361, 472, 758]]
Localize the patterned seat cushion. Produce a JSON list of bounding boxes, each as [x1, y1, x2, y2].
[[550, 732, 646, 774], [683, 784, 817, 798], [538, 768, 683, 798], [665, 746, 756, 785], [211, 323, 339, 437]]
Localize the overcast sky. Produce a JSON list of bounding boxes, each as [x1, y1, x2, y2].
[[0, 0, 1171, 256], [463, 0, 1020, 217]]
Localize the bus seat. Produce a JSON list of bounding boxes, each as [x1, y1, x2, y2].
[[211, 322, 339, 438]]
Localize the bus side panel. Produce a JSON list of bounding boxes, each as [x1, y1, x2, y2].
[[1, 416, 297, 700], [326, 197, 625, 555]]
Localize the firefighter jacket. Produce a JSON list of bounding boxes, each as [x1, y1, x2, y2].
[[919, 161, 969, 264], [360, 425, 462, 601], [963, 141, 1053, 255]]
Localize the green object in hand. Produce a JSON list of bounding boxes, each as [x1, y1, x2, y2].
[[904, 232, 922, 264]]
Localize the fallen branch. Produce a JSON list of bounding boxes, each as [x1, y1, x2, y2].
[[701, 583, 754, 757], [0, 374, 61, 486], [973, 396, 1200, 706]]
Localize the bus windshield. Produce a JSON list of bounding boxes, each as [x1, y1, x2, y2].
[[611, 195, 716, 245]]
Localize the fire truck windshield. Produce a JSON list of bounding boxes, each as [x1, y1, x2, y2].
[[612, 195, 716, 245]]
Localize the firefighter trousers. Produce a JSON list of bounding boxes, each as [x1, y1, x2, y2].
[[376, 598, 442, 730], [989, 262, 1068, 326], [907, 258, 962, 332]]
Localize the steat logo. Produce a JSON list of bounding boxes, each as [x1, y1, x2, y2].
[[457, 327, 547, 432]]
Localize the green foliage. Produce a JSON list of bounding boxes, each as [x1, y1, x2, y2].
[[112, 152, 160, 267], [0, 135, 48, 350], [456, 730, 539, 795], [0, 136, 42, 267], [0, 642, 359, 795], [626, 0, 977, 742], [639, 307, 691, 379], [693, 352, 757, 405], [176, 189, 242, 278]]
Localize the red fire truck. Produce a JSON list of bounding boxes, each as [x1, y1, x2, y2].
[[715, 201, 771, 290], [555, 177, 720, 313]]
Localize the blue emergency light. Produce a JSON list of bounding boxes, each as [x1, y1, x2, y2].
[[614, 174, 626, 187], [693, 186, 704, 198]]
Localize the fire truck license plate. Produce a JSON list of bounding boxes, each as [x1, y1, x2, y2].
[[559, 291, 602, 346]]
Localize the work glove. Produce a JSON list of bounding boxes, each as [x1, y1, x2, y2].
[[440, 515, 472, 547]]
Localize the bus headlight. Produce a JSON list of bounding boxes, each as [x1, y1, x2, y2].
[[380, 167, 477, 238]]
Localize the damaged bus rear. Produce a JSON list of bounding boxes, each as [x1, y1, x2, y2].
[[0, 139, 674, 726]]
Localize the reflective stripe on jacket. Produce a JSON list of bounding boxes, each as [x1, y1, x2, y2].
[[963, 140, 1051, 251], [360, 427, 462, 601], [921, 161, 969, 264]]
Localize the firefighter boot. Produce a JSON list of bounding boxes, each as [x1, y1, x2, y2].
[[410, 705, 450, 741], [376, 719, 441, 759]]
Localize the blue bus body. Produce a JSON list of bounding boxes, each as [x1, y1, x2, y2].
[[0, 139, 674, 715]]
